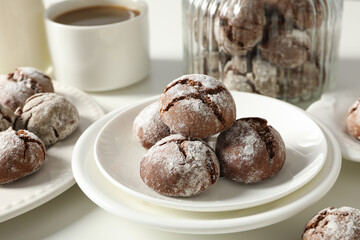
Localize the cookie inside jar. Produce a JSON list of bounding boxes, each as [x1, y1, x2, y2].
[[182, 0, 342, 105]]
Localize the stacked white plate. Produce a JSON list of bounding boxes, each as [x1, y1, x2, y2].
[[72, 91, 342, 234]]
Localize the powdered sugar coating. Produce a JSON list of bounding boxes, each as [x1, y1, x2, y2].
[[174, 74, 223, 89], [161, 82, 199, 108], [14, 93, 79, 146], [133, 101, 170, 149], [160, 74, 236, 139], [0, 75, 34, 111], [223, 70, 254, 93], [140, 134, 220, 197], [16, 67, 48, 81], [208, 91, 237, 127], [222, 57, 254, 93], [13, 67, 54, 93], [252, 57, 281, 97], [0, 67, 53, 111], [0, 128, 46, 184], [347, 98, 360, 141], [302, 206, 360, 240], [215, 117, 286, 183], [164, 98, 223, 138], [260, 29, 311, 68], [0, 104, 15, 131]]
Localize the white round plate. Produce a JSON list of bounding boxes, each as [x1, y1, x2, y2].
[[72, 100, 341, 234], [307, 89, 360, 162], [94, 92, 327, 212], [0, 81, 104, 223]]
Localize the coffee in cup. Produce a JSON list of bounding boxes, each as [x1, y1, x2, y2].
[[53, 5, 140, 26]]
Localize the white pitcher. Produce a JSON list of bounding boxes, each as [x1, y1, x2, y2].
[[0, 0, 51, 74]]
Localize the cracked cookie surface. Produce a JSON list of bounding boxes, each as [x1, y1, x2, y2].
[[140, 134, 220, 197], [0, 68, 54, 111], [302, 206, 360, 240], [215, 117, 286, 183], [0, 75, 34, 111], [159, 74, 236, 139], [11, 67, 54, 93], [0, 128, 46, 184], [14, 93, 79, 146]]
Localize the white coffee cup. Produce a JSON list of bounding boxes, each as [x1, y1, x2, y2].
[[44, 0, 150, 92]]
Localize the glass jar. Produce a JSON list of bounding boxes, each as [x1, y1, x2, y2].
[[182, 0, 343, 104]]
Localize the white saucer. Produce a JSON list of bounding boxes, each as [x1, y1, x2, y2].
[[72, 96, 341, 234], [307, 88, 360, 162], [94, 92, 327, 212], [0, 81, 104, 223]]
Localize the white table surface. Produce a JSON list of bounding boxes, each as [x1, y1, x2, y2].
[[1, 0, 360, 239]]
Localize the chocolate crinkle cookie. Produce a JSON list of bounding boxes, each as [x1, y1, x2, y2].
[[0, 128, 46, 184], [0, 75, 34, 111], [133, 101, 171, 149], [10, 67, 54, 93], [347, 98, 360, 141], [215, 117, 286, 184], [251, 56, 281, 98], [0, 67, 54, 111], [14, 93, 79, 146], [259, 29, 311, 69], [264, 0, 323, 30], [216, 0, 265, 55], [222, 56, 255, 94], [159, 74, 236, 139], [140, 134, 220, 197], [302, 206, 360, 240], [0, 104, 15, 131], [222, 55, 282, 98]]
